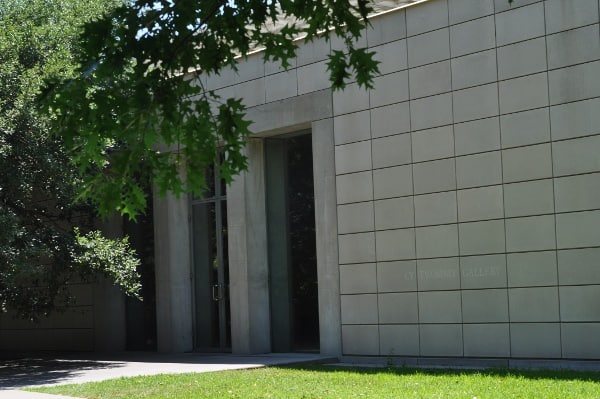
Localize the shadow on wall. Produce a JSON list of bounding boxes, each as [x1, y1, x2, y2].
[[0, 357, 124, 389]]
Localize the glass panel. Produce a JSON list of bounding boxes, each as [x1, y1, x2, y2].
[[194, 163, 216, 200], [266, 132, 319, 353], [221, 200, 231, 347], [192, 165, 229, 351], [265, 139, 293, 352], [192, 202, 220, 349], [286, 135, 319, 352], [218, 152, 227, 198], [209, 162, 218, 199]]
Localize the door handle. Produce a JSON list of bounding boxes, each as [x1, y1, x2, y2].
[[212, 284, 223, 301]]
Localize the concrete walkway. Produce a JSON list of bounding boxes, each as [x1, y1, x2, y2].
[[0, 352, 335, 399]]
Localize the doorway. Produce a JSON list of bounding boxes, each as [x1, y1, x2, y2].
[[191, 161, 231, 352], [265, 131, 320, 352]]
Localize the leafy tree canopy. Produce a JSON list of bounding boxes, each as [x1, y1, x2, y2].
[[42, 0, 381, 218], [0, 0, 140, 319]]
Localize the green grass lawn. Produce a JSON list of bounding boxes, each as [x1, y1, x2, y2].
[[29, 364, 600, 399]]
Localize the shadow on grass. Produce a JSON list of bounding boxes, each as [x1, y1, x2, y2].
[[275, 363, 600, 383]]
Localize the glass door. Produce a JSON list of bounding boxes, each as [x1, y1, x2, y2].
[[265, 132, 320, 352], [191, 161, 231, 351]]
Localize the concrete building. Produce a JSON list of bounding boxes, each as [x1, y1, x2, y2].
[[2, 0, 600, 367]]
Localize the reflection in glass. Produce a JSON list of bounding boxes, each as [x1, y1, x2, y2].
[[192, 157, 230, 351], [286, 135, 319, 352], [266, 132, 319, 353]]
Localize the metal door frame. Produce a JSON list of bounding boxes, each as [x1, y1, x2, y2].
[[190, 162, 230, 352]]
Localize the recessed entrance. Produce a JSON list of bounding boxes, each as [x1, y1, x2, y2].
[[191, 161, 231, 352], [265, 131, 320, 352]]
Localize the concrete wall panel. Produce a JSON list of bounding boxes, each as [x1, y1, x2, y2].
[[502, 143, 552, 183], [339, 232, 376, 264], [448, 0, 494, 25], [410, 60, 452, 99], [407, 28, 450, 68], [419, 291, 462, 323], [550, 98, 600, 140], [457, 185, 504, 222], [453, 83, 499, 123], [497, 37, 547, 80], [333, 83, 370, 116], [546, 24, 600, 70], [451, 50, 497, 90], [334, 111, 371, 145], [336, 171, 373, 204], [371, 40, 408, 76], [374, 197, 415, 230], [370, 70, 410, 107], [544, 0, 599, 34], [454, 117, 500, 156], [266, 70, 297, 103], [414, 191, 458, 226], [378, 292, 419, 323], [460, 254, 507, 289], [495, 3, 545, 47], [297, 61, 330, 95], [342, 325, 380, 355], [367, 9, 407, 47], [406, 0, 448, 36], [413, 158, 456, 194], [505, 215, 556, 253], [412, 125, 455, 163], [335, 140, 372, 175], [462, 289, 509, 323], [341, 294, 378, 325], [507, 251, 558, 288], [552, 135, 600, 177], [503, 179, 554, 218], [419, 324, 463, 356], [549, 61, 600, 105], [554, 173, 600, 213], [372, 133, 412, 168], [377, 261, 418, 293], [562, 323, 600, 359], [411, 93, 453, 131], [456, 151, 502, 189], [556, 210, 600, 249], [459, 220, 506, 256], [379, 324, 419, 356], [371, 102, 411, 138], [373, 165, 414, 199], [558, 248, 600, 286], [337, 202, 374, 234], [499, 73, 549, 115], [510, 323, 561, 358], [376, 228, 417, 261], [340, 263, 377, 294], [417, 257, 460, 291], [500, 108, 550, 148], [416, 224, 460, 258], [508, 287, 560, 322], [450, 16, 495, 57], [463, 323, 510, 357]]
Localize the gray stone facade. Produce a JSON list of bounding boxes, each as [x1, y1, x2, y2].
[[200, 0, 600, 361], [2, 0, 599, 365]]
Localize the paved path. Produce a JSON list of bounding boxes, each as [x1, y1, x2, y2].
[[0, 352, 334, 399]]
